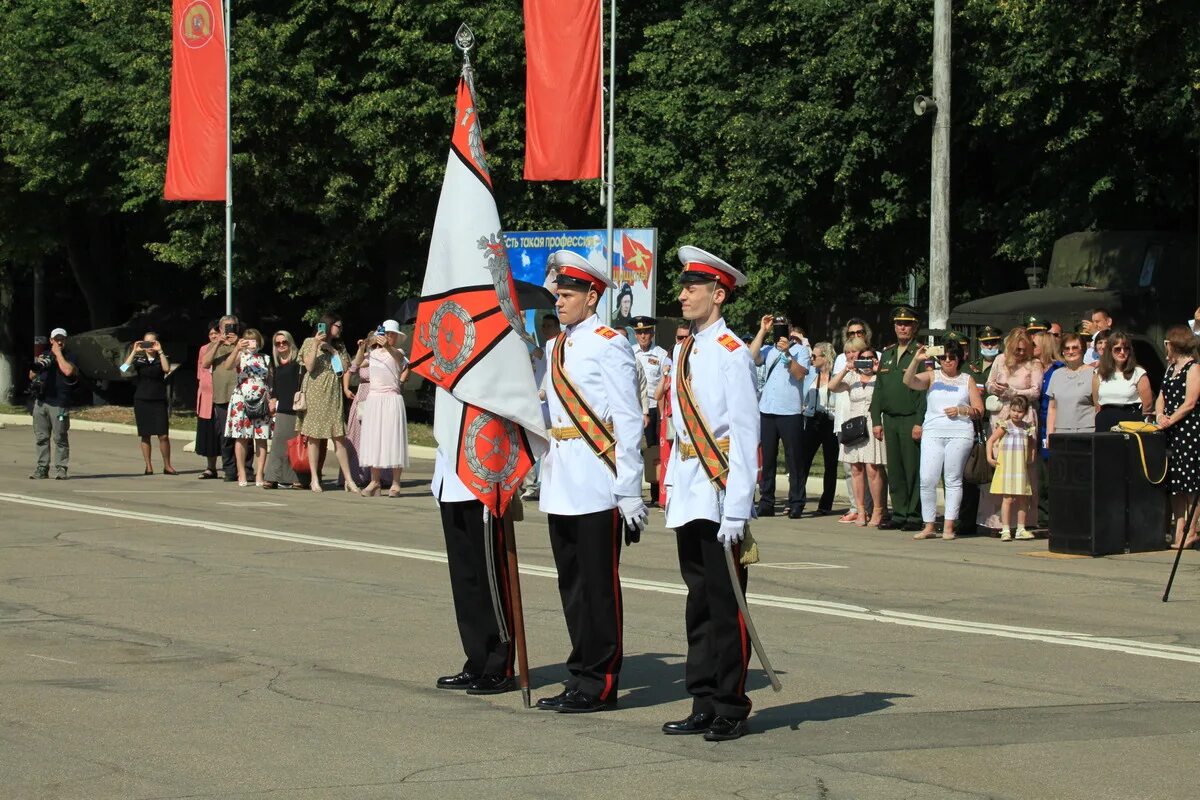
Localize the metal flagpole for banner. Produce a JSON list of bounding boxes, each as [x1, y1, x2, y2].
[[223, 0, 233, 315], [604, 0, 616, 282], [598, 0, 605, 207]]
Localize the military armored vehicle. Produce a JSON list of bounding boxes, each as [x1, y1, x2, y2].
[[949, 231, 1198, 386]]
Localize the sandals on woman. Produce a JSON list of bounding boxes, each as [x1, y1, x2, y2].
[[198, 469, 218, 480]]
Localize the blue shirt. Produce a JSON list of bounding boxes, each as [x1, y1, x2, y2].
[[758, 343, 811, 415]]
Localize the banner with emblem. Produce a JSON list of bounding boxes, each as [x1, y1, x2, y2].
[[408, 68, 549, 517], [502, 228, 657, 336], [164, 0, 227, 201]]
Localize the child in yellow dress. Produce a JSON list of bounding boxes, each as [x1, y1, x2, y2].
[[986, 395, 1037, 541]]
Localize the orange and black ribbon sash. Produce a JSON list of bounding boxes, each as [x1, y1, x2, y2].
[[550, 335, 617, 475], [676, 335, 729, 492]]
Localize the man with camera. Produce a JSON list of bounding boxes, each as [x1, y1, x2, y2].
[[28, 328, 78, 480], [749, 313, 811, 518]]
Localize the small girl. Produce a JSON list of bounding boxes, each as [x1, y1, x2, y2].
[[986, 394, 1037, 541]]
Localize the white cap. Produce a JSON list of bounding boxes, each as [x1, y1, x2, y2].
[[49, 327, 67, 339], [677, 245, 747, 290], [547, 249, 616, 291], [382, 319, 402, 334]]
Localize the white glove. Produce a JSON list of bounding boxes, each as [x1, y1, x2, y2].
[[717, 518, 746, 545], [617, 496, 648, 534]]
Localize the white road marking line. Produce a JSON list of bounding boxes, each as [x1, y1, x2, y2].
[[217, 501, 287, 507], [73, 490, 215, 494], [25, 654, 76, 664], [757, 562, 848, 570], [2, 492, 1197, 665]]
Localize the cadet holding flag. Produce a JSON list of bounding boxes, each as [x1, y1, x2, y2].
[[662, 246, 762, 742], [870, 306, 927, 531], [537, 250, 647, 715]]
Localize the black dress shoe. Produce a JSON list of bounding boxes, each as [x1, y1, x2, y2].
[[814, 508, 832, 517], [465, 675, 514, 695], [435, 671, 479, 690], [756, 505, 776, 517], [876, 519, 898, 530], [902, 520, 923, 532], [787, 508, 804, 519], [703, 716, 747, 741], [556, 691, 616, 713], [662, 711, 715, 735], [535, 688, 574, 710]]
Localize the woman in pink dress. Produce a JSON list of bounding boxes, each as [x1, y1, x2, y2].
[[978, 327, 1043, 532], [358, 321, 410, 497], [194, 320, 221, 478], [344, 333, 373, 487]]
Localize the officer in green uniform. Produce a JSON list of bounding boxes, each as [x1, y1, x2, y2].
[[958, 325, 1003, 534], [1024, 316, 1049, 335], [869, 306, 927, 531]]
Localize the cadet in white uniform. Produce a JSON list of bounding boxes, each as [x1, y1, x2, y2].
[[661, 245, 760, 742], [429, 389, 515, 695], [537, 250, 648, 714], [632, 315, 671, 506]]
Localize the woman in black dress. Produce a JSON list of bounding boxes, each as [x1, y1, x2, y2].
[[1155, 325, 1200, 548], [121, 332, 176, 475]]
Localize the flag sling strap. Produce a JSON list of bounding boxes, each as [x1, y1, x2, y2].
[[550, 338, 617, 475], [676, 335, 729, 492]]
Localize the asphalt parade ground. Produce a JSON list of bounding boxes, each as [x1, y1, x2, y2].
[[3, 427, 1200, 799]]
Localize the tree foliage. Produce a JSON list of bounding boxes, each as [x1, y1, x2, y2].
[[0, 0, 1196, 334]]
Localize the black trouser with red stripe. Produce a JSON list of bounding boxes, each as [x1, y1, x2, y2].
[[439, 500, 514, 678], [548, 508, 623, 701], [675, 519, 751, 720]]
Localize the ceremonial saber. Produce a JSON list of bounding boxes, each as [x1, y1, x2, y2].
[[501, 510, 532, 708], [482, 508, 510, 644], [724, 538, 782, 692]]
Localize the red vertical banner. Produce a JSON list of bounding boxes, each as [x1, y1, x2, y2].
[[164, 0, 228, 201], [523, 0, 601, 181]]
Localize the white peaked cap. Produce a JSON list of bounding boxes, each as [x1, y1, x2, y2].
[[677, 245, 747, 289], [548, 249, 616, 290]]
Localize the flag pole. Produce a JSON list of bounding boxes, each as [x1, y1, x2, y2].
[[598, 0, 605, 207], [604, 0, 616, 287], [223, 0, 233, 316]]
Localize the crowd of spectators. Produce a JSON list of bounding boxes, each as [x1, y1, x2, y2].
[[188, 314, 411, 493], [19, 303, 1200, 548]]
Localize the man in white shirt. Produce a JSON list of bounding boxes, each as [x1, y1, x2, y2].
[[536, 250, 647, 714], [661, 245, 760, 742], [632, 315, 670, 506], [1083, 307, 1113, 365]]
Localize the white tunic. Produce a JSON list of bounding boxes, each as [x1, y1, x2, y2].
[[664, 317, 761, 527], [634, 345, 670, 409], [539, 313, 645, 515], [430, 388, 477, 503]]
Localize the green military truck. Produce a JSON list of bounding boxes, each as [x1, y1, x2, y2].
[[949, 231, 1198, 387]]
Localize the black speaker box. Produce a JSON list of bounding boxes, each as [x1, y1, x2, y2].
[[1048, 432, 1168, 556]]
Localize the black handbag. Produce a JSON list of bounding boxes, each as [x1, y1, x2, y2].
[[963, 419, 995, 485], [838, 415, 868, 446]]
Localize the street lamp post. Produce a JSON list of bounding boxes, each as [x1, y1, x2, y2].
[[915, 0, 952, 334]]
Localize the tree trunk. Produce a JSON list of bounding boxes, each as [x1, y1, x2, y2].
[[0, 263, 14, 404], [65, 209, 117, 329]]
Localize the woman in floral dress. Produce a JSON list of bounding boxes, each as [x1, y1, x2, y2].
[[298, 314, 357, 493], [222, 328, 274, 487]]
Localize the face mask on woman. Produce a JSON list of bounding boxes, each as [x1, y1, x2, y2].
[[981, 346, 999, 358]]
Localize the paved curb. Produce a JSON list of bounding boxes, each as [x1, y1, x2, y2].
[[0, 413, 439, 460]]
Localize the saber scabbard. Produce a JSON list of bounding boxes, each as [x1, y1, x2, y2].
[[724, 538, 782, 692]]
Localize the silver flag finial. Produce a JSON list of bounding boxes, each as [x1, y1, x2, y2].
[[455, 23, 475, 58]]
